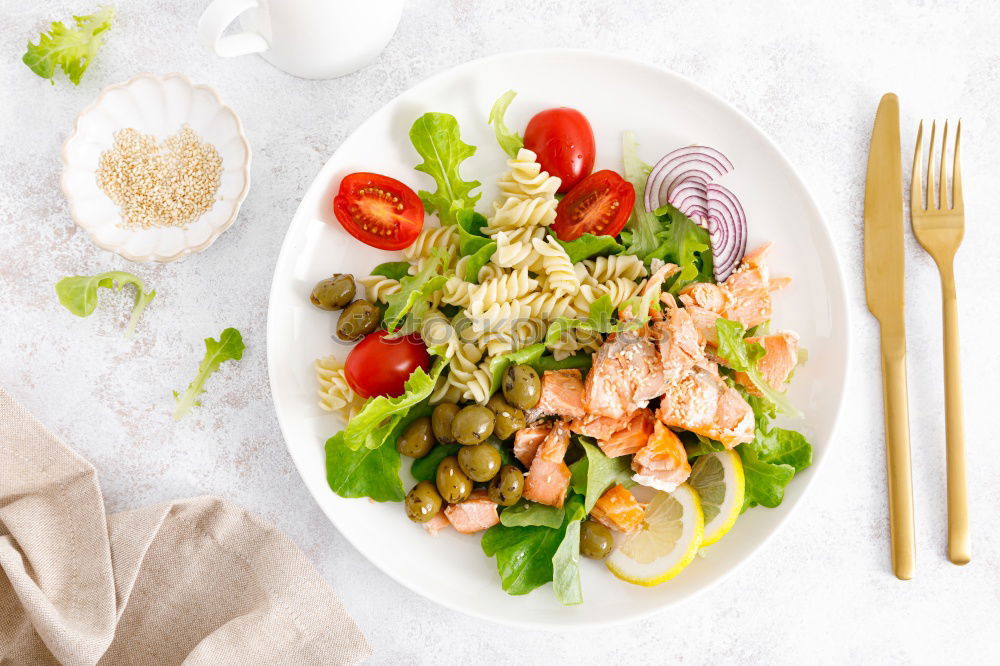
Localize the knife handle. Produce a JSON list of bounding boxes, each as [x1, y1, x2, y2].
[[879, 329, 915, 580]]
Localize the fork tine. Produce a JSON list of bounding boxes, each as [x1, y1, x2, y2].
[[912, 120, 925, 211], [953, 120, 963, 210], [939, 120, 950, 210], [927, 120, 937, 208]]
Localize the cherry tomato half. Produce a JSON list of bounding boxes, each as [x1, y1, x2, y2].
[[524, 108, 595, 192], [552, 170, 635, 241], [333, 172, 424, 251], [344, 330, 430, 399]]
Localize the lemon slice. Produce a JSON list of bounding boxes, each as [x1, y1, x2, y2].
[[606, 483, 704, 586], [688, 449, 745, 547]]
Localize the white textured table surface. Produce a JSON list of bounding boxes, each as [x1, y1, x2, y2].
[[3, 1, 999, 663]]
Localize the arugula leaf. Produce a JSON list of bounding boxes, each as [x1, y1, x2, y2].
[[481, 523, 565, 596], [411, 444, 460, 482], [556, 233, 625, 264], [715, 319, 802, 418], [409, 113, 481, 226], [342, 358, 446, 450], [23, 6, 114, 85], [383, 249, 449, 333], [55, 270, 156, 338], [172, 328, 245, 420], [488, 90, 524, 157], [325, 432, 406, 502], [370, 261, 411, 280], [621, 131, 660, 259], [500, 500, 565, 529], [569, 439, 635, 513], [647, 205, 714, 290], [551, 494, 587, 605]]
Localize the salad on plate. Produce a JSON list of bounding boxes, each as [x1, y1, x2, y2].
[[308, 91, 812, 605]]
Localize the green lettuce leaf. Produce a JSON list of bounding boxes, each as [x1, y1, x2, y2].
[[325, 432, 405, 502], [534, 353, 592, 375], [383, 249, 449, 333], [569, 438, 635, 513], [411, 443, 460, 482], [342, 359, 446, 450], [23, 6, 114, 85], [172, 328, 245, 420], [647, 205, 714, 291], [500, 500, 565, 529], [737, 444, 795, 510], [715, 318, 802, 418], [486, 343, 593, 393], [409, 112, 481, 226], [481, 523, 565, 596], [370, 261, 411, 280], [756, 427, 812, 473], [621, 131, 660, 259], [55, 270, 156, 338], [544, 295, 617, 351], [551, 494, 587, 605], [488, 90, 524, 157], [685, 434, 726, 460], [556, 233, 625, 264]]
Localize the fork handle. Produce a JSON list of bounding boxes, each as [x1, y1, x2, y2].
[[879, 328, 916, 580], [940, 262, 970, 565]]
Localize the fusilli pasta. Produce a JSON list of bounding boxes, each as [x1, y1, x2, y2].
[[496, 148, 561, 199], [315, 356, 366, 420], [402, 224, 459, 262], [532, 236, 579, 294], [358, 274, 400, 302]]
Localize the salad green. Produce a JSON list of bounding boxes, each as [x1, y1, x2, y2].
[[173, 328, 245, 420], [23, 6, 114, 85], [55, 270, 155, 338], [487, 90, 524, 158], [409, 113, 481, 226]]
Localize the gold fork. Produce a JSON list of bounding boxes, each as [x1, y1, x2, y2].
[[910, 120, 969, 565]]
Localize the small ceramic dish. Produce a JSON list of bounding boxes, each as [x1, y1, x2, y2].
[[61, 73, 251, 262]]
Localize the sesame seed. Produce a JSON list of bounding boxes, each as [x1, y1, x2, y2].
[[96, 125, 223, 229]]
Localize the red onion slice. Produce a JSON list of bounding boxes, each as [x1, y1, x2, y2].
[[705, 183, 747, 281], [644, 146, 734, 213]]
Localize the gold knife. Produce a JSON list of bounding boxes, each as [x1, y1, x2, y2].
[[864, 93, 915, 580]]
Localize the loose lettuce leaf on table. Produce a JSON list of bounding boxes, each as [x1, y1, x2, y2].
[[55, 270, 156, 338], [409, 112, 481, 226], [23, 6, 114, 85], [556, 233, 625, 264], [172, 328, 245, 420], [488, 90, 524, 158], [325, 432, 406, 502]]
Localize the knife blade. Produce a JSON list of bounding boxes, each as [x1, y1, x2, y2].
[[864, 92, 915, 580]]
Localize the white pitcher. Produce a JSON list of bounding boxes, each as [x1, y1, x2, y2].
[[198, 0, 404, 80]]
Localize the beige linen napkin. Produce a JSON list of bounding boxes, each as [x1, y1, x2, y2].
[[0, 387, 372, 665]]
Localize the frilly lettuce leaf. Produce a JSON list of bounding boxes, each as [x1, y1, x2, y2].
[[488, 90, 524, 158], [23, 6, 114, 85], [409, 112, 481, 226]]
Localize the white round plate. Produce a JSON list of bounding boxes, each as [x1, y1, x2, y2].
[[266, 50, 849, 627], [61, 73, 251, 263]]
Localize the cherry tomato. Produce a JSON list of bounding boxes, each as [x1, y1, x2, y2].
[[524, 108, 595, 192], [333, 172, 424, 251], [345, 330, 431, 399], [552, 170, 635, 241]]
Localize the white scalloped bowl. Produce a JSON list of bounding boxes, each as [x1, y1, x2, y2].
[[61, 73, 251, 262]]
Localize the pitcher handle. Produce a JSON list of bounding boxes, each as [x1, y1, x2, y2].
[[197, 0, 268, 58]]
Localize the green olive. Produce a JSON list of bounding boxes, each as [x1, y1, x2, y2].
[[310, 274, 356, 310], [405, 481, 443, 523], [487, 465, 524, 506], [431, 403, 460, 444], [451, 405, 495, 446], [457, 444, 502, 483], [336, 299, 379, 341], [486, 394, 526, 440], [436, 456, 472, 504], [580, 520, 614, 559], [502, 365, 541, 410], [397, 417, 435, 458]]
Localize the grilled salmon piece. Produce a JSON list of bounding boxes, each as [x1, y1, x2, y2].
[[652, 304, 706, 384], [443, 490, 500, 534], [523, 420, 572, 508], [591, 484, 644, 533], [734, 332, 800, 395], [679, 243, 790, 342], [657, 364, 755, 448], [631, 422, 692, 492], [597, 409, 655, 458], [423, 511, 451, 536], [525, 369, 586, 422], [513, 423, 552, 467], [569, 412, 634, 441], [584, 331, 665, 420]]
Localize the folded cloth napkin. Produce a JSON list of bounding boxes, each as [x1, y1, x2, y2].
[[0, 387, 372, 665]]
